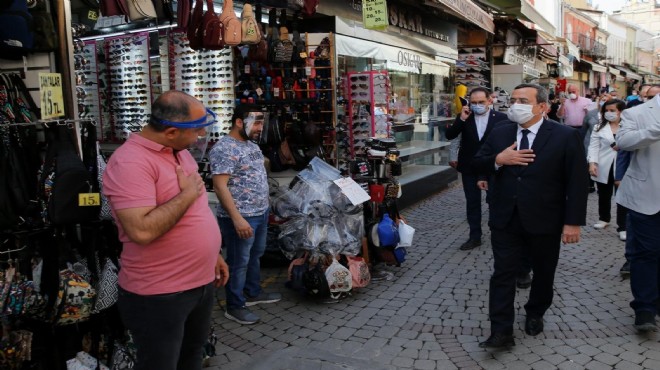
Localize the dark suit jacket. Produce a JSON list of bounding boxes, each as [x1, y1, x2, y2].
[[445, 110, 509, 174], [471, 119, 589, 235]]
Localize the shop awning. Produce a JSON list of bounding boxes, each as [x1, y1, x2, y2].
[[608, 67, 620, 76], [614, 66, 643, 81], [536, 31, 557, 56], [487, 0, 556, 35], [558, 54, 573, 77], [425, 0, 495, 34], [556, 37, 580, 62], [335, 34, 452, 75], [581, 60, 607, 73], [335, 17, 458, 62]]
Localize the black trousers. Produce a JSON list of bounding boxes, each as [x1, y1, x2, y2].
[[596, 164, 627, 232], [118, 282, 214, 370], [489, 209, 561, 334]]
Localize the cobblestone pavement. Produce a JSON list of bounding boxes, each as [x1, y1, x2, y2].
[[205, 183, 660, 370]]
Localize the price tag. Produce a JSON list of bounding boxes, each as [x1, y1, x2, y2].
[[244, 65, 250, 74], [256, 88, 263, 96], [79, 193, 101, 207], [305, 66, 312, 75], [274, 87, 280, 96], [333, 177, 371, 206], [39, 73, 65, 119], [362, 0, 389, 30], [293, 66, 297, 73]]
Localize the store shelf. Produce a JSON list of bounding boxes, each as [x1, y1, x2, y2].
[[398, 140, 450, 162], [399, 163, 451, 186]]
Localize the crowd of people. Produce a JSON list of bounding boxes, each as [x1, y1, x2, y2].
[[448, 82, 660, 348], [97, 82, 660, 367]]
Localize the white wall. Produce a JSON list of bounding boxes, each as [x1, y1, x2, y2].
[[607, 18, 628, 65]]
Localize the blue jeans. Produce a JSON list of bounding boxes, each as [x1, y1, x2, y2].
[[218, 211, 269, 309], [628, 210, 660, 314], [117, 283, 214, 370]]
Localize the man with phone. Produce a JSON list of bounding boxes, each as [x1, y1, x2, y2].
[[446, 87, 509, 250]]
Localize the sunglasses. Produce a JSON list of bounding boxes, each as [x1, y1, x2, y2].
[[351, 84, 368, 90], [350, 76, 368, 82]]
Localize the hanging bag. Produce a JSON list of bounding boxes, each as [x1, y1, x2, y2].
[[272, 26, 294, 63], [126, 0, 157, 20], [325, 257, 352, 299], [398, 219, 415, 247], [218, 0, 241, 46], [346, 256, 370, 288], [240, 3, 261, 45], [187, 0, 204, 50], [200, 0, 223, 50]]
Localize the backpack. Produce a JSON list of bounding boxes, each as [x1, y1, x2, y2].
[[0, 0, 34, 58], [41, 126, 101, 225], [271, 26, 294, 63], [377, 213, 399, 247], [54, 269, 96, 326], [201, 0, 223, 50], [240, 3, 260, 45], [187, 0, 204, 50], [219, 0, 241, 46]]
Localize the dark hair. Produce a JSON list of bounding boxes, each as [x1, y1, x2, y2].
[[148, 92, 192, 132], [513, 83, 548, 104], [548, 93, 556, 101], [231, 104, 261, 127], [596, 99, 626, 131], [468, 87, 490, 98]]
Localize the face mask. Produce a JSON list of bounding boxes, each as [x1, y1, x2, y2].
[[492, 98, 498, 103], [507, 104, 535, 125], [632, 92, 638, 96], [599, 101, 605, 107], [604, 112, 619, 122], [470, 104, 488, 115], [569, 93, 578, 100]]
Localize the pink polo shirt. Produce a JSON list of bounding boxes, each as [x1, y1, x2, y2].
[[103, 134, 221, 295], [561, 96, 592, 127]]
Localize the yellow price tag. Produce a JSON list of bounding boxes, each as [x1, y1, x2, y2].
[[79, 193, 101, 207]]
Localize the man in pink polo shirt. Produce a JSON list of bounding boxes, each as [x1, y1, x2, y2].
[[103, 91, 229, 370], [557, 84, 592, 132]]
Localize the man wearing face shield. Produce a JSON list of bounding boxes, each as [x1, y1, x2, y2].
[[445, 87, 508, 251], [209, 107, 280, 325], [102, 91, 229, 370], [472, 84, 589, 348]]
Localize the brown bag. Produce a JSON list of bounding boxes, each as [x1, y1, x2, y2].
[[127, 0, 157, 20], [177, 0, 191, 29], [187, 0, 204, 50], [100, 0, 129, 17], [219, 0, 241, 46], [201, 0, 224, 49]]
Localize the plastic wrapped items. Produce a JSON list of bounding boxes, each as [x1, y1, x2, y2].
[[276, 157, 364, 258]]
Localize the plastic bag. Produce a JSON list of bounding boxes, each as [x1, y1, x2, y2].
[[398, 220, 415, 247]]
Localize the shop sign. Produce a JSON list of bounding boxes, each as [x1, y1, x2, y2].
[[362, 0, 388, 30], [523, 65, 541, 79], [344, 0, 455, 44], [397, 50, 422, 69], [432, 0, 494, 34], [534, 59, 547, 75], [503, 46, 536, 69], [39, 73, 65, 119]]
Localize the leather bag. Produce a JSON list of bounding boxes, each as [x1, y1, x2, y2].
[[201, 0, 224, 50], [187, 0, 204, 50], [127, 0, 157, 20], [219, 0, 241, 46]]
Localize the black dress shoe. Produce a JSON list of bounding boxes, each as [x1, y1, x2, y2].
[[479, 333, 515, 348], [516, 273, 532, 289], [635, 311, 657, 332], [525, 316, 544, 336], [459, 239, 482, 251]]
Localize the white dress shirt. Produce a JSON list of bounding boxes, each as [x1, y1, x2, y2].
[[475, 109, 490, 140], [517, 118, 544, 150]]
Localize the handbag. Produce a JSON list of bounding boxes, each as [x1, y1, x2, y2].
[[127, 0, 157, 20], [187, 0, 204, 50], [201, 0, 224, 50], [346, 256, 370, 288], [93, 258, 118, 313], [218, 0, 241, 46], [111, 342, 135, 370], [398, 219, 415, 247], [97, 143, 112, 221], [100, 0, 128, 17]]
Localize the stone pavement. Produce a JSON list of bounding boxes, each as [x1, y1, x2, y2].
[[204, 183, 660, 370]]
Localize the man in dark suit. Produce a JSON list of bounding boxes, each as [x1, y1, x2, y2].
[[472, 84, 588, 348], [446, 87, 508, 251]]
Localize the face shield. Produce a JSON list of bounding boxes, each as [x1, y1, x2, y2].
[[156, 108, 217, 161]]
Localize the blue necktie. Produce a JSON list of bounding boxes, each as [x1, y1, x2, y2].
[[519, 129, 530, 150]]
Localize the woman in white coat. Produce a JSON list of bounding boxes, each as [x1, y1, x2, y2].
[[588, 99, 628, 240]]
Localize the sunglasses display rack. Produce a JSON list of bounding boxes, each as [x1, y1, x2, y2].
[[105, 33, 152, 142], [345, 71, 391, 159], [169, 32, 234, 147], [74, 40, 104, 140], [456, 48, 490, 89]]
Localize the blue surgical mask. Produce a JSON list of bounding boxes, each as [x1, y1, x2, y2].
[[470, 104, 488, 115]]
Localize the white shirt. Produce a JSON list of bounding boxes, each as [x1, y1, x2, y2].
[[475, 109, 490, 140], [655, 93, 660, 108], [517, 118, 544, 150]]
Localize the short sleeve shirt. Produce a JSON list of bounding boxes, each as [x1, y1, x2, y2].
[[209, 135, 269, 217], [562, 97, 592, 127], [102, 134, 221, 295]]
